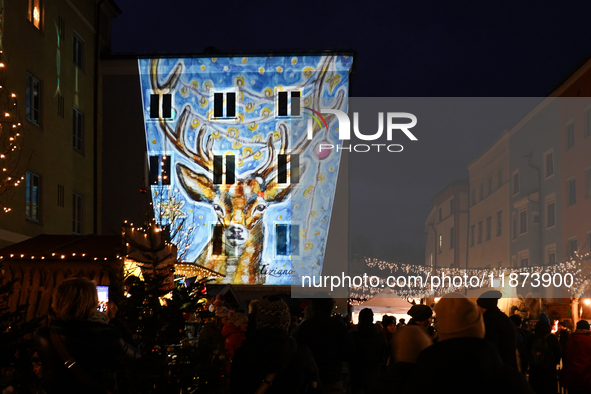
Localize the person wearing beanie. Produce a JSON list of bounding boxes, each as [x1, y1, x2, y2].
[[293, 296, 353, 393], [402, 293, 533, 394], [407, 304, 433, 326], [386, 326, 432, 389], [230, 295, 319, 394], [350, 308, 388, 393], [477, 290, 519, 370], [222, 312, 248, 359], [562, 320, 591, 393]]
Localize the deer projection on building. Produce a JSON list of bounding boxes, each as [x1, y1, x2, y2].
[[149, 56, 346, 284]]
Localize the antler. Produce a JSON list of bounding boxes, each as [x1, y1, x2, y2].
[[253, 122, 289, 182], [150, 58, 213, 173]]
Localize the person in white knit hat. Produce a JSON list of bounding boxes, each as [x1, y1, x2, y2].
[[401, 293, 534, 394]]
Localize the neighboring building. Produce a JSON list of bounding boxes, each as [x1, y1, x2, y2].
[[466, 130, 511, 269], [508, 98, 562, 272], [550, 57, 591, 264], [0, 0, 120, 247], [425, 180, 469, 268]]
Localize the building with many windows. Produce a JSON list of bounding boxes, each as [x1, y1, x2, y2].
[[424, 180, 469, 269], [0, 0, 120, 247]]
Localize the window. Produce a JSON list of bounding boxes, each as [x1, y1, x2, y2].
[[450, 227, 455, 249], [212, 225, 224, 256], [438, 208, 442, 222], [57, 185, 64, 207], [438, 234, 442, 253], [512, 171, 519, 195], [546, 196, 556, 228], [57, 94, 64, 118], [477, 221, 483, 244], [73, 107, 84, 152], [27, 0, 42, 29], [586, 167, 591, 199], [25, 172, 40, 221], [73, 193, 83, 234], [73, 34, 84, 69], [149, 94, 173, 119], [149, 155, 171, 185], [488, 177, 493, 195], [545, 244, 556, 265], [450, 199, 454, 215], [213, 155, 235, 185], [277, 91, 301, 117], [544, 150, 554, 178], [471, 189, 476, 206], [470, 225, 475, 247], [498, 168, 503, 189], [275, 224, 300, 256], [519, 208, 527, 234], [512, 213, 517, 240], [479, 183, 484, 201], [519, 250, 529, 267], [26, 73, 41, 125], [569, 237, 578, 256], [277, 154, 300, 184], [587, 109, 591, 138], [568, 177, 576, 206], [486, 216, 492, 241], [496, 211, 502, 236], [213, 92, 236, 118], [567, 123, 575, 149]]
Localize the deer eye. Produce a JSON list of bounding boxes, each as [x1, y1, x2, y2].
[[213, 204, 224, 214], [254, 204, 267, 213]]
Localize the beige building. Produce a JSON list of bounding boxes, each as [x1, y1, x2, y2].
[[0, 0, 120, 247], [425, 180, 469, 268], [465, 130, 511, 268]]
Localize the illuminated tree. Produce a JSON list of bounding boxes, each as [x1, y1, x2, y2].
[[0, 62, 26, 214]]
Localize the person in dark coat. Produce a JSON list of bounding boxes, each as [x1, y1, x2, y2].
[[403, 293, 533, 394], [35, 278, 141, 394], [293, 297, 353, 393], [561, 320, 591, 394], [477, 290, 518, 370], [510, 314, 527, 374], [527, 320, 561, 394], [407, 304, 436, 340], [230, 296, 319, 394], [350, 308, 387, 394]]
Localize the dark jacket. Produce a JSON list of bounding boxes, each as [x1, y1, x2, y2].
[[293, 315, 353, 386], [230, 328, 319, 394], [350, 323, 387, 390], [35, 319, 141, 394], [483, 306, 519, 370], [560, 329, 591, 391], [526, 324, 561, 394], [403, 337, 533, 394]]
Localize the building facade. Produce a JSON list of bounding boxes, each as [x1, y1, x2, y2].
[[425, 180, 469, 269], [0, 0, 119, 247]]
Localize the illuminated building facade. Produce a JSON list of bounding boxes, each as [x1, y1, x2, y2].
[[0, 0, 120, 247]]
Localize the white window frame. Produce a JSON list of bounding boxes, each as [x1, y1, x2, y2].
[[518, 249, 529, 267], [519, 206, 527, 235], [73, 106, 84, 153], [545, 244, 556, 265], [545, 193, 556, 229], [567, 176, 576, 206], [73, 33, 84, 69], [25, 171, 41, 222], [569, 236, 578, 257], [543, 149, 554, 179], [512, 170, 520, 195], [26, 73, 41, 126], [73, 192, 83, 234]]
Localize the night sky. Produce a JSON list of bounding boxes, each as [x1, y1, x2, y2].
[[111, 1, 591, 256]]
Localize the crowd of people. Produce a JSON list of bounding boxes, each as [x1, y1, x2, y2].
[[2, 280, 591, 394]]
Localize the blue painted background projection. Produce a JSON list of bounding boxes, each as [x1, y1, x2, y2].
[[138, 54, 353, 284]]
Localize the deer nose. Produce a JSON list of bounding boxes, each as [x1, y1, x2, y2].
[[226, 224, 248, 247]]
